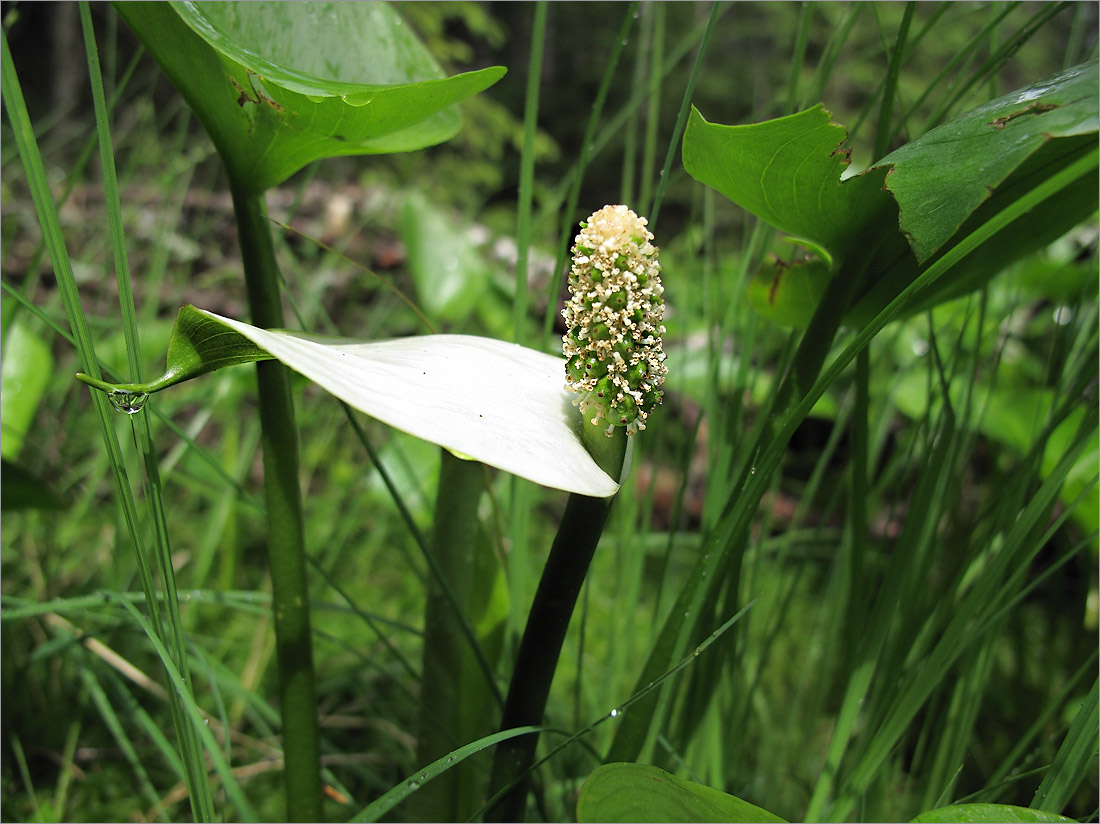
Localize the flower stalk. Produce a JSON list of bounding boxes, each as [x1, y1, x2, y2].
[[487, 206, 665, 821]]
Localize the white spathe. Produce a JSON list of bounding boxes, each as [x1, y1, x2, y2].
[[200, 310, 620, 498]]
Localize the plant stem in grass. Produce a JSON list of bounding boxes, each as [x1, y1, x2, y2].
[[486, 424, 626, 822], [414, 449, 493, 822], [230, 184, 322, 822]]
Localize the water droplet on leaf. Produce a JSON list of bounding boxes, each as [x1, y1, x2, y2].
[[108, 390, 148, 415]]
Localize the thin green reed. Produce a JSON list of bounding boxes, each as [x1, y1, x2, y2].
[[785, 2, 815, 115], [840, 0, 914, 676], [648, 2, 719, 230], [0, 277, 262, 517], [620, 4, 649, 206], [804, 4, 864, 113], [1, 25, 218, 823], [78, 4, 217, 819], [887, 4, 1012, 143], [512, 0, 548, 347], [542, 1, 638, 346], [919, 2, 1069, 132], [505, 1, 549, 646], [539, 7, 730, 233], [639, 2, 665, 218]]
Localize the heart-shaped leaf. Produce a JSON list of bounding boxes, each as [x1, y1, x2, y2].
[[79, 306, 619, 498], [910, 803, 1076, 823], [682, 104, 895, 262], [116, 1, 506, 194], [576, 763, 787, 824]]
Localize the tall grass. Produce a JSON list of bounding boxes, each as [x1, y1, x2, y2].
[[2, 3, 1096, 823]]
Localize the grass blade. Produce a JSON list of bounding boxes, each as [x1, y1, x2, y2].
[[1032, 677, 1100, 813]]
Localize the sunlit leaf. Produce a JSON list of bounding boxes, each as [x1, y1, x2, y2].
[[81, 306, 618, 498], [576, 763, 787, 824], [910, 803, 1076, 823]]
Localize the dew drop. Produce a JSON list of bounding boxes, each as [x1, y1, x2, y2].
[[407, 780, 420, 790], [108, 390, 148, 415], [609, 708, 618, 718]]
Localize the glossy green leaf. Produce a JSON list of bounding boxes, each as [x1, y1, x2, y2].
[[684, 62, 1098, 329], [576, 763, 787, 824], [0, 319, 53, 461], [874, 60, 1099, 263], [682, 104, 895, 261], [115, 2, 506, 194], [910, 803, 1076, 823], [77, 306, 619, 498]]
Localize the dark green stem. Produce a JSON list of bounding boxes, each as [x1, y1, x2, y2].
[[230, 183, 322, 822], [845, 347, 870, 667], [414, 450, 493, 822], [486, 493, 615, 821], [487, 425, 626, 822]]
